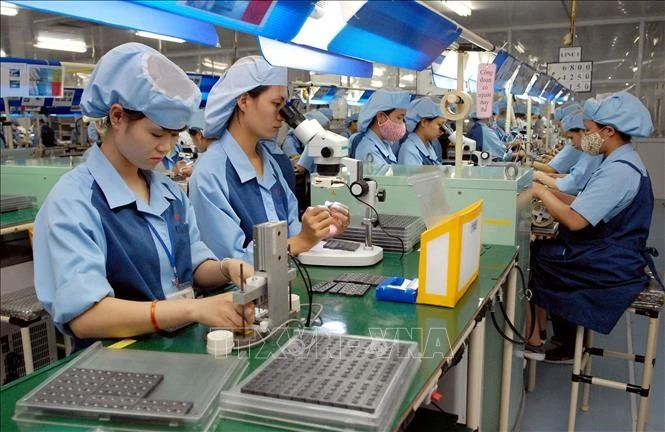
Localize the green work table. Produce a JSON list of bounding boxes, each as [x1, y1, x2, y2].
[[0, 207, 38, 235], [0, 245, 520, 432]]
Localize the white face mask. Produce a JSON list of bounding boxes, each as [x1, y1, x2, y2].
[[580, 131, 605, 155]]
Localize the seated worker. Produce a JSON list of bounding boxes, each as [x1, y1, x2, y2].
[[529, 103, 583, 173], [526, 91, 660, 362], [33, 43, 254, 348], [533, 109, 603, 195], [188, 56, 350, 263], [466, 112, 522, 161], [398, 97, 445, 165], [340, 113, 358, 138], [352, 89, 411, 166], [282, 109, 330, 157]]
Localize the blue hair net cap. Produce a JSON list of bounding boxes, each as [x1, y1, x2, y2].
[[561, 110, 584, 132], [318, 108, 333, 120], [344, 113, 358, 127], [358, 89, 411, 133], [405, 98, 443, 132], [305, 110, 330, 128], [80, 43, 200, 130], [583, 91, 654, 138], [493, 99, 506, 114], [204, 55, 287, 139]]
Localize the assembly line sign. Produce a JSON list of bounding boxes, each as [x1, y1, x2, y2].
[[546, 61, 593, 93]]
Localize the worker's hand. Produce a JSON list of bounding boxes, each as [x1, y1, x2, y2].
[[329, 206, 351, 236], [533, 170, 551, 184], [300, 206, 333, 245], [179, 164, 193, 178], [173, 160, 188, 177], [194, 292, 255, 329], [220, 258, 254, 287], [531, 182, 547, 200], [540, 153, 553, 162]]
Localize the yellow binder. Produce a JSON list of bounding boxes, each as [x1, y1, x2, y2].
[[417, 200, 483, 308]]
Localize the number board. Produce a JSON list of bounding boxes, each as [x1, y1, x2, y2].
[[546, 61, 593, 93]]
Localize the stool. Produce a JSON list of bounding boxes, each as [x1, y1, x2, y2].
[[567, 281, 664, 432]]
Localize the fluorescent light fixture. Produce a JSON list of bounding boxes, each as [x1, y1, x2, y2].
[[400, 73, 415, 82], [136, 31, 185, 44], [632, 66, 638, 72], [201, 58, 227, 70], [292, 1, 367, 50], [514, 42, 525, 54], [1, 1, 18, 16], [371, 80, 384, 88], [373, 66, 385, 77], [35, 34, 87, 53], [0, 48, 5, 57], [442, 1, 472, 17]]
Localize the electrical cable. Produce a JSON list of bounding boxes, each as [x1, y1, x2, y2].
[[489, 264, 536, 345], [289, 253, 313, 326], [431, 400, 447, 414], [301, 303, 324, 326], [339, 182, 406, 261]]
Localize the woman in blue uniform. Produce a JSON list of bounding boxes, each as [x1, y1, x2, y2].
[[340, 113, 359, 139], [527, 91, 660, 362], [351, 89, 411, 166], [530, 103, 583, 173], [188, 56, 350, 263], [532, 109, 603, 196], [33, 43, 254, 347], [398, 98, 445, 165]]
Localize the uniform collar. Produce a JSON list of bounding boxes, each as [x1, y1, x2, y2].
[[218, 131, 278, 189], [410, 133, 437, 160], [603, 143, 635, 164], [366, 129, 396, 161], [86, 145, 177, 214]]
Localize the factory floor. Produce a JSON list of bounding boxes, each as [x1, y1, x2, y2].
[[522, 199, 665, 432]]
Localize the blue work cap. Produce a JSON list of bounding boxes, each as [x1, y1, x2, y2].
[[318, 108, 334, 120], [344, 113, 358, 128], [80, 43, 200, 130], [583, 91, 654, 138], [405, 98, 443, 132], [305, 110, 330, 129], [358, 89, 411, 133], [561, 110, 584, 132], [554, 102, 581, 121], [493, 99, 507, 114], [204, 55, 287, 139]]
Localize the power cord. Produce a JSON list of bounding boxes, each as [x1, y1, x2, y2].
[[489, 264, 536, 345], [288, 252, 313, 326], [339, 182, 406, 261]]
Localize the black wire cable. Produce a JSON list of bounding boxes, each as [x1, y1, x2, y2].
[[431, 400, 447, 414], [339, 182, 406, 261], [490, 264, 536, 345], [288, 252, 313, 326]]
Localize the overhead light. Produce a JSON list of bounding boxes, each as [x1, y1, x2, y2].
[[292, 1, 367, 50], [653, 37, 659, 46], [373, 66, 385, 77], [370, 80, 384, 88], [136, 31, 185, 44], [0, 48, 5, 57], [35, 34, 87, 53], [442, 1, 472, 17], [201, 58, 227, 70], [632, 66, 638, 72], [0, 2, 18, 16], [514, 42, 525, 54], [400, 73, 415, 82]]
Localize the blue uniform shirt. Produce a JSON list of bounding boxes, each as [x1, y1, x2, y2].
[[189, 131, 300, 263], [33, 145, 215, 333], [555, 152, 603, 195], [398, 133, 440, 165], [548, 143, 582, 174], [355, 129, 397, 166], [466, 122, 512, 161], [282, 130, 304, 156], [571, 144, 647, 226], [161, 144, 182, 170]]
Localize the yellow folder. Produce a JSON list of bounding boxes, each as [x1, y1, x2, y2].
[[417, 200, 483, 308]]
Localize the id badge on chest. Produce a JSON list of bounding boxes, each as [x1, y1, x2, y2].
[[165, 283, 195, 301]]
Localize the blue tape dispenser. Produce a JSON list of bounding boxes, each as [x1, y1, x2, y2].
[[375, 277, 418, 304]]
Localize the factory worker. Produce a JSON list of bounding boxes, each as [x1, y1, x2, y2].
[[189, 56, 350, 263], [351, 89, 411, 166], [494, 99, 508, 130], [398, 98, 444, 165], [33, 43, 254, 348], [282, 110, 330, 157], [340, 113, 359, 138], [529, 103, 583, 174], [466, 112, 519, 161], [513, 103, 528, 130], [533, 110, 603, 195], [527, 91, 660, 362]]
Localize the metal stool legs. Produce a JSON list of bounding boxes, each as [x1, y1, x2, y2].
[[637, 314, 659, 431], [567, 326, 585, 432]]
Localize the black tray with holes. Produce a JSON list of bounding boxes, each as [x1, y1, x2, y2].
[[220, 330, 420, 431], [15, 342, 247, 430]]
